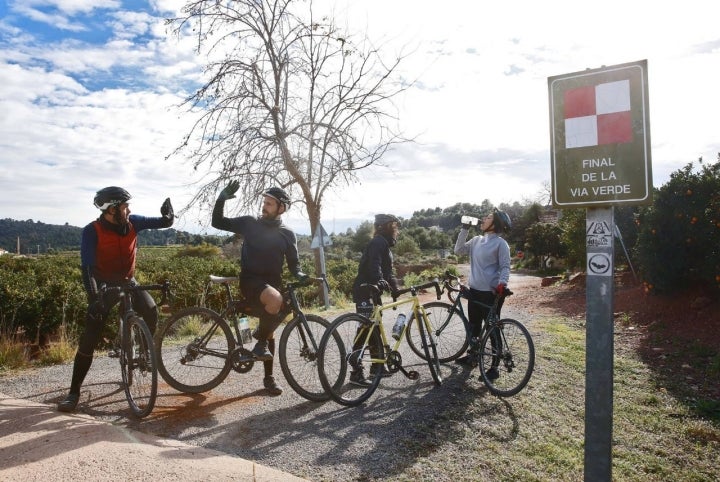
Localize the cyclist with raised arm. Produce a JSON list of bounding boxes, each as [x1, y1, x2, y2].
[[211, 181, 307, 396], [349, 213, 401, 386], [58, 187, 174, 412], [453, 208, 512, 379]]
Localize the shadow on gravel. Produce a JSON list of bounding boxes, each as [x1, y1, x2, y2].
[[132, 363, 521, 480]]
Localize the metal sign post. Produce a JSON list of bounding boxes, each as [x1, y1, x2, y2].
[[310, 224, 332, 309], [585, 207, 615, 481], [548, 60, 653, 482]]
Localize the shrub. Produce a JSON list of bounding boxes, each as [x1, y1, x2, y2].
[[636, 158, 720, 293]]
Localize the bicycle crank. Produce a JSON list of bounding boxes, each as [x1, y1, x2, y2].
[[231, 347, 255, 373], [387, 351, 419, 380]]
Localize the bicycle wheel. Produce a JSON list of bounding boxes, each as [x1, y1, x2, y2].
[[156, 307, 235, 394], [318, 313, 384, 407], [279, 314, 337, 402], [415, 309, 442, 386], [406, 302, 468, 362], [479, 318, 535, 397], [120, 316, 157, 418]]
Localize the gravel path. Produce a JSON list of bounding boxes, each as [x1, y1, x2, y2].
[[0, 271, 542, 481]]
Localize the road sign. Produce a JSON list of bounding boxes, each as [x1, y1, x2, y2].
[[310, 224, 332, 249], [548, 60, 653, 207]]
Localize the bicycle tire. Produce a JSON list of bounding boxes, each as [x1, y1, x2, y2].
[[415, 308, 442, 386], [120, 316, 157, 418], [479, 318, 535, 397], [279, 313, 337, 402], [318, 313, 384, 407], [406, 302, 468, 362], [156, 307, 235, 394]]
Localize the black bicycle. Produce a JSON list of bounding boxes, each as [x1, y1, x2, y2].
[[405, 272, 535, 396], [156, 275, 338, 402], [105, 280, 172, 418]]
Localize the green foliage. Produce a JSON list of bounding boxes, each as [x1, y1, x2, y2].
[[349, 221, 374, 252], [636, 158, 720, 292], [524, 222, 565, 269], [558, 209, 586, 269], [174, 243, 222, 258], [394, 235, 421, 256]]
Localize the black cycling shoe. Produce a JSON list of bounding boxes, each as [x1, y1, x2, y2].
[[483, 367, 500, 381], [57, 393, 80, 413], [263, 376, 283, 396], [349, 370, 372, 387], [251, 341, 273, 361]]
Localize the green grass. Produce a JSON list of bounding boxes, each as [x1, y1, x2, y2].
[[396, 315, 719, 481]]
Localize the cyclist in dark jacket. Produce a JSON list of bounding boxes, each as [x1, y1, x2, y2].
[[211, 180, 307, 395], [58, 187, 174, 412], [349, 214, 401, 386]]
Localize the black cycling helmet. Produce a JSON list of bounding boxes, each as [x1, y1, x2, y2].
[[374, 213, 399, 227], [492, 208, 512, 233], [263, 187, 291, 209], [94, 186, 131, 211]]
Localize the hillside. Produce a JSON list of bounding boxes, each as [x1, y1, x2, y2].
[[0, 218, 214, 253]]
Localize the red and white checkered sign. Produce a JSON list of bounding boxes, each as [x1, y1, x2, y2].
[[564, 80, 632, 149]]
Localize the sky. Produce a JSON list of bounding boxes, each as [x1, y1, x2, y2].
[[1, 0, 719, 237]]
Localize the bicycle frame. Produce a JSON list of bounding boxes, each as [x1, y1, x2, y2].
[[358, 281, 442, 367], [207, 275, 327, 349], [436, 281, 504, 341]]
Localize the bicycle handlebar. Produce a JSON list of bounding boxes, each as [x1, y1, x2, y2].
[[362, 279, 442, 301], [100, 280, 174, 306]]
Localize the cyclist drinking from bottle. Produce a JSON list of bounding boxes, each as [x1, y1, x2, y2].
[[211, 181, 307, 396], [58, 187, 175, 412], [453, 208, 512, 379]]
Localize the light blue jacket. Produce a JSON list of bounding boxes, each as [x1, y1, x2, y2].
[[454, 229, 510, 291]]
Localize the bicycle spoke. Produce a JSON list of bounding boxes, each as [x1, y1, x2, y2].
[[406, 302, 468, 362], [318, 313, 383, 406], [479, 319, 535, 397], [121, 317, 157, 418], [157, 307, 234, 393], [279, 314, 333, 402]]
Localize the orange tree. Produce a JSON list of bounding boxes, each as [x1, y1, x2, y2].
[[636, 157, 720, 293]]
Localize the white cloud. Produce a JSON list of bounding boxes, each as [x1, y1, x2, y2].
[[1, 0, 719, 237]]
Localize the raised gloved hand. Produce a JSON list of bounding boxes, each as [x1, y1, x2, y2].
[[377, 279, 391, 293], [160, 198, 174, 220], [218, 180, 240, 201], [495, 283, 507, 295]]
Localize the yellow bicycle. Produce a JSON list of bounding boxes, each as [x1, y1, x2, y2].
[[318, 279, 443, 406]]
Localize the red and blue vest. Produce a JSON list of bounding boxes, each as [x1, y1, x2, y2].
[[92, 220, 137, 282]]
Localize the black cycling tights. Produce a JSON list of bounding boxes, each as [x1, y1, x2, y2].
[[70, 289, 157, 394]]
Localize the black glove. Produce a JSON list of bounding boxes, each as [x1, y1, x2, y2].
[[462, 223, 472, 230], [377, 279, 390, 292], [218, 180, 240, 201], [160, 198, 174, 220], [88, 292, 105, 317]]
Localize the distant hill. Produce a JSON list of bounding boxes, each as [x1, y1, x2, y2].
[[0, 218, 217, 254]]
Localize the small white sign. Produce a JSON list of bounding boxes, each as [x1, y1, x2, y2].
[[587, 253, 612, 276], [310, 224, 332, 249]]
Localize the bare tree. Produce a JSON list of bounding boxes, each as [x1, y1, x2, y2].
[[168, 0, 411, 236]]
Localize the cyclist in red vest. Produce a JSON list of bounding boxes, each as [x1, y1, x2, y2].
[[58, 187, 174, 412]]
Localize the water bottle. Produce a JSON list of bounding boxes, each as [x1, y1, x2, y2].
[[238, 316, 252, 345], [461, 215, 479, 226], [392, 313, 407, 340]]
